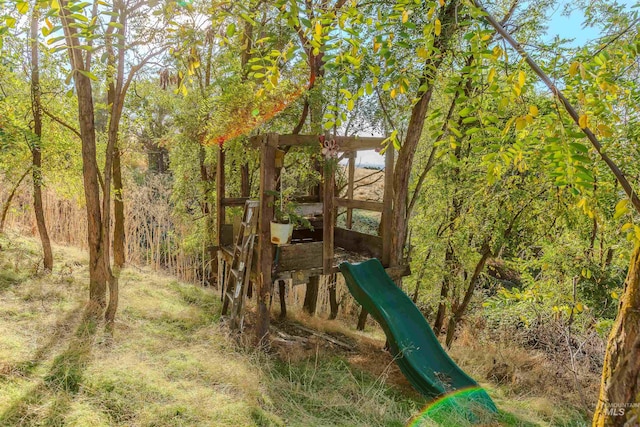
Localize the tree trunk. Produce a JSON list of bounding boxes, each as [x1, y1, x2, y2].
[[356, 307, 368, 331], [390, 1, 459, 271], [328, 274, 339, 320], [303, 275, 320, 316], [0, 167, 31, 233], [113, 148, 125, 268], [593, 246, 640, 426], [30, 5, 53, 272], [445, 243, 491, 347], [433, 244, 454, 335], [278, 280, 287, 319], [60, 0, 108, 309], [241, 163, 250, 197]]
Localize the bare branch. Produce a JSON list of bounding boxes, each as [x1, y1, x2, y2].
[[41, 107, 81, 139]]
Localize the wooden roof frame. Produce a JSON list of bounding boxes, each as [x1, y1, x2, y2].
[[249, 134, 387, 152]]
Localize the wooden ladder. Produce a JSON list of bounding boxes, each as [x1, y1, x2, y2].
[[221, 200, 259, 331]]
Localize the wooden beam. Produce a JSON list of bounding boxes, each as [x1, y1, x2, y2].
[[346, 153, 355, 229], [334, 198, 384, 212], [294, 202, 323, 217], [216, 146, 225, 246], [323, 164, 335, 274], [221, 197, 250, 206], [256, 134, 276, 346], [334, 228, 383, 259], [275, 242, 323, 272], [249, 134, 386, 151], [382, 146, 394, 267]]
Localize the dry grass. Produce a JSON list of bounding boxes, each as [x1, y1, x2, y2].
[[0, 232, 594, 426], [0, 232, 279, 426], [0, 233, 420, 426]]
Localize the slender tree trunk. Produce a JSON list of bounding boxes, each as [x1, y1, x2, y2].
[[434, 244, 455, 335], [593, 246, 640, 426], [113, 148, 125, 268], [303, 275, 320, 316], [328, 274, 339, 320], [390, 1, 459, 271], [278, 280, 287, 319], [412, 249, 432, 303], [60, 0, 108, 309], [445, 243, 491, 347], [0, 167, 31, 233], [30, 5, 53, 272], [356, 306, 368, 331]]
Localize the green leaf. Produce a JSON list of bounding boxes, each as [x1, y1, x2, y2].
[[569, 142, 588, 153], [226, 23, 236, 37], [77, 69, 98, 81]]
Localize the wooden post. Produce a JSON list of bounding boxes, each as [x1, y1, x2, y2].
[[346, 152, 355, 229], [323, 162, 335, 274], [256, 134, 277, 347], [381, 146, 394, 267], [216, 145, 225, 246], [303, 275, 320, 315]]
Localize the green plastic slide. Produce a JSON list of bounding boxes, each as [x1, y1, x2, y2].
[[339, 259, 497, 420]]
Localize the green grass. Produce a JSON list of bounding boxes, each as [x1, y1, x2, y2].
[[0, 233, 593, 426]]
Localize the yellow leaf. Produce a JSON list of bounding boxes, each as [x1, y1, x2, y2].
[[597, 123, 613, 137], [569, 61, 580, 77], [402, 10, 409, 23], [347, 99, 354, 111], [314, 21, 322, 38], [575, 302, 584, 312], [611, 291, 619, 300], [579, 114, 588, 129], [492, 46, 502, 58], [518, 70, 526, 87], [434, 19, 441, 36], [373, 42, 381, 53], [614, 199, 629, 219], [45, 17, 53, 30], [621, 222, 633, 232], [580, 63, 587, 80], [487, 67, 495, 83], [529, 105, 538, 116], [515, 117, 526, 130], [427, 7, 435, 20], [438, 0, 445, 5], [513, 83, 521, 96], [16, 1, 28, 14], [51, 0, 59, 10], [390, 88, 397, 99]]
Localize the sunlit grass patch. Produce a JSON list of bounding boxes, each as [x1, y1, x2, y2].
[[266, 355, 418, 427]]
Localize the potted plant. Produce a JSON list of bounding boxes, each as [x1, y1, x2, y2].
[[268, 188, 312, 245]]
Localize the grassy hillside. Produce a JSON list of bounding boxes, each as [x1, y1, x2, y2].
[[0, 234, 591, 426]]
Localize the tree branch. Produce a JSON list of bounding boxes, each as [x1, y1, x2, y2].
[[41, 107, 81, 139]]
